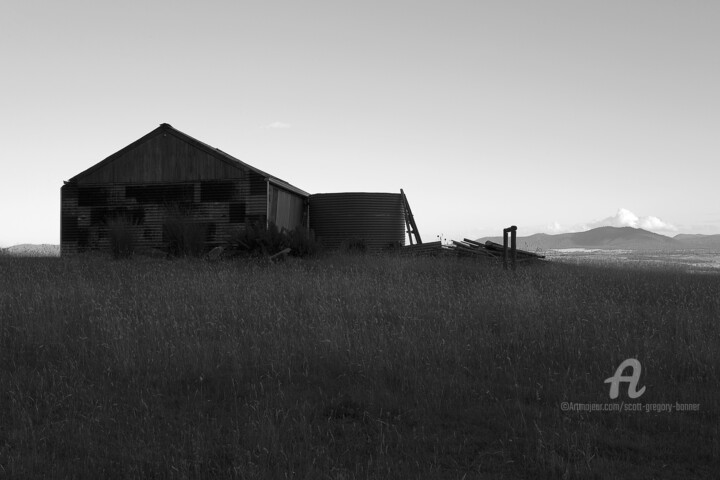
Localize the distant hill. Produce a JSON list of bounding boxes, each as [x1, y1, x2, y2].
[[672, 234, 720, 250], [1, 244, 61, 257], [477, 227, 720, 252]]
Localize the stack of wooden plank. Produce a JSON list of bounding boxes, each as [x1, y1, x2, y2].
[[453, 239, 545, 262], [398, 241, 450, 256], [400, 238, 545, 263], [451, 239, 502, 258], [482, 240, 545, 261]]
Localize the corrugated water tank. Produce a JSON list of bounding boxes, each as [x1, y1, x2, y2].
[[309, 192, 406, 251]]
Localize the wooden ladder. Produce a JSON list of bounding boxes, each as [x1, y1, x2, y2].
[[401, 189, 422, 245]]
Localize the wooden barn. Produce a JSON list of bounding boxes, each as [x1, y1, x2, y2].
[[61, 123, 309, 255]]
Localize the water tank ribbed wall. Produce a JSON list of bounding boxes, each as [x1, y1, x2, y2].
[[310, 193, 406, 251]]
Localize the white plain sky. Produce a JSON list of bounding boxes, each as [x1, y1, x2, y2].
[[1, 1, 719, 247]]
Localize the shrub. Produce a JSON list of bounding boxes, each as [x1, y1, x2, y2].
[[106, 215, 138, 259], [230, 221, 321, 258], [339, 237, 367, 254], [163, 205, 207, 257], [286, 225, 321, 257], [383, 241, 403, 252]]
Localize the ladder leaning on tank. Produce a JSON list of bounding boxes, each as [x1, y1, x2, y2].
[[400, 189, 422, 246]]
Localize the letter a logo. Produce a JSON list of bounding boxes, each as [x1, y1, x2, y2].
[[604, 358, 646, 399]]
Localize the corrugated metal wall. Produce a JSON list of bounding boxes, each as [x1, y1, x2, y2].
[[268, 184, 306, 232], [61, 173, 270, 254], [309, 193, 406, 252]]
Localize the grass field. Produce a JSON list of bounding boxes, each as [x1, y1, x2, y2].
[[1, 253, 719, 479]]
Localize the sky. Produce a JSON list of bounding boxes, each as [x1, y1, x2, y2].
[[1, 0, 719, 247]]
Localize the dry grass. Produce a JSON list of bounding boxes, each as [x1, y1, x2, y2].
[[0, 253, 719, 479], [106, 216, 139, 259]]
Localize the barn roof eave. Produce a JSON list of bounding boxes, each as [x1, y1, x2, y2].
[[268, 177, 310, 197], [65, 123, 310, 197]]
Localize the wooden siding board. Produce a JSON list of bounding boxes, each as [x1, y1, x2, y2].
[[61, 179, 262, 254], [246, 195, 267, 216], [69, 124, 308, 194], [76, 133, 243, 184], [62, 124, 310, 255], [61, 189, 306, 255]]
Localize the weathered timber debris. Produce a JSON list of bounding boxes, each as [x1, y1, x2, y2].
[[269, 247, 292, 263], [398, 241, 451, 256], [482, 240, 545, 261], [399, 235, 545, 265], [206, 246, 224, 261]]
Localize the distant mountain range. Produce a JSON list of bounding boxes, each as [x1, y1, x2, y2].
[[1, 244, 60, 257], [477, 227, 720, 252]]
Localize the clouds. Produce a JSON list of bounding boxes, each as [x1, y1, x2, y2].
[[547, 221, 566, 234], [591, 208, 642, 229], [635, 215, 678, 232], [547, 208, 678, 235], [589, 208, 677, 232]]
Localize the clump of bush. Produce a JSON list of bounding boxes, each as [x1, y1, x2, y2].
[[339, 237, 367, 254], [106, 215, 138, 259], [285, 225, 322, 257], [230, 221, 320, 258], [163, 205, 207, 257]]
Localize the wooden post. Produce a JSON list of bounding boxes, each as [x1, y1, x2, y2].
[[503, 226, 518, 270], [503, 228, 509, 269], [511, 226, 517, 271]]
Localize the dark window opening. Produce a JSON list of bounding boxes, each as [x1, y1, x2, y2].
[[201, 181, 236, 202], [91, 206, 145, 226], [126, 183, 194, 204], [229, 202, 246, 223], [78, 186, 109, 206]]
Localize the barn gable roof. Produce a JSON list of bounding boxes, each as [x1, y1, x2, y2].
[[67, 123, 309, 197]]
